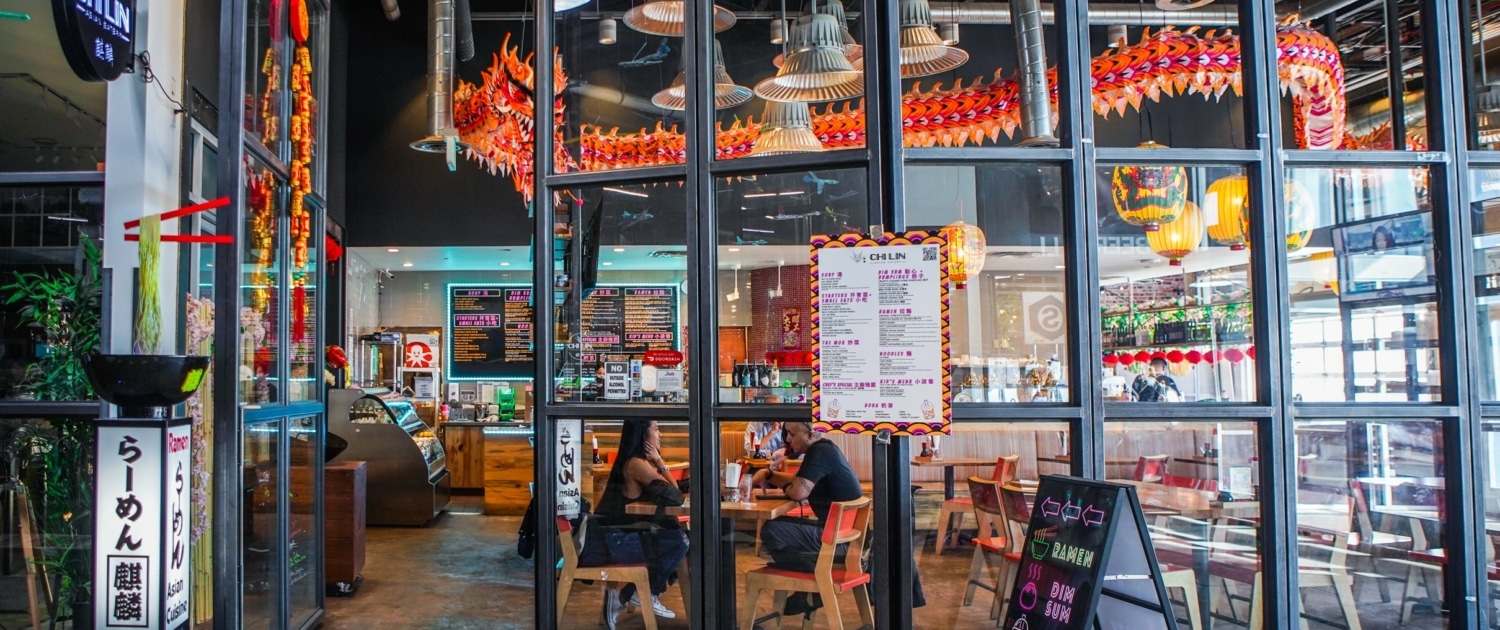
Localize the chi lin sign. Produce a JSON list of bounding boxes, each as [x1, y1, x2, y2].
[[95, 418, 192, 629], [53, 0, 136, 82]]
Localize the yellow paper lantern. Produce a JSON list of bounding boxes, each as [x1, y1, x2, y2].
[[1147, 201, 1203, 266], [1239, 179, 1316, 253], [1205, 174, 1248, 250], [1110, 141, 1187, 232], [942, 220, 987, 288]]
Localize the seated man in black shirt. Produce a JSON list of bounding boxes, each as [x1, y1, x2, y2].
[[751, 421, 864, 615]]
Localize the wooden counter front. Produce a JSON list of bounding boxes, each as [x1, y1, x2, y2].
[[441, 423, 486, 489], [482, 428, 596, 515]]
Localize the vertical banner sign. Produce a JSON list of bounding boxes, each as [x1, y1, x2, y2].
[[1001, 476, 1178, 630], [811, 232, 951, 436], [556, 420, 583, 517], [95, 418, 193, 629], [781, 308, 801, 350], [404, 333, 439, 370]]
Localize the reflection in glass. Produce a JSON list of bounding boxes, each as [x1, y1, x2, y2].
[[247, 0, 285, 148], [553, 182, 688, 404], [289, 416, 321, 626], [244, 158, 284, 404], [243, 420, 281, 630], [906, 164, 1069, 403], [717, 169, 867, 404], [1104, 421, 1261, 630], [1097, 164, 1256, 403], [1295, 419, 1445, 627], [1472, 169, 1500, 399], [1286, 167, 1439, 402]]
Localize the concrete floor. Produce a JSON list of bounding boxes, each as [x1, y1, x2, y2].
[[323, 493, 1450, 630]]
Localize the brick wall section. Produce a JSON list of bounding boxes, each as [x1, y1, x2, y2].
[[748, 265, 811, 362]]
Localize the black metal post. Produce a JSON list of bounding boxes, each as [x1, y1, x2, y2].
[[532, 0, 558, 625], [1385, 0, 1407, 146]]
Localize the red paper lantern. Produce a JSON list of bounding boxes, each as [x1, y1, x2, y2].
[[1247, 346, 1256, 360], [1150, 350, 1167, 361], [1185, 350, 1203, 364], [1224, 348, 1245, 363], [1103, 353, 1118, 367], [1166, 350, 1185, 363], [1118, 353, 1135, 366], [1135, 350, 1151, 364], [1203, 351, 1216, 363]]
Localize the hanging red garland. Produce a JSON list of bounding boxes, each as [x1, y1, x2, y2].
[[1185, 349, 1203, 364], [1247, 346, 1256, 360], [1224, 348, 1245, 363], [1204, 350, 1216, 363], [1134, 350, 1151, 364], [1118, 353, 1135, 366], [1102, 353, 1118, 367], [291, 285, 307, 343], [1150, 350, 1167, 361], [1166, 350, 1185, 363]]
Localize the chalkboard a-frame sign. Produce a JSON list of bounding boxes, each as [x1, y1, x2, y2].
[[1000, 475, 1179, 630], [53, 0, 136, 82]]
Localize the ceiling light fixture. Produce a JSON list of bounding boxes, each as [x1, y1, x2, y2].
[[387, 247, 401, 252], [772, 0, 862, 69], [402, 262, 414, 267], [500, 262, 511, 266], [599, 18, 617, 44], [897, 0, 969, 78], [613, 247, 626, 252], [623, 0, 735, 36], [602, 261, 614, 266], [770, 18, 785, 44], [555, 0, 590, 11], [754, 13, 864, 103], [652, 39, 752, 110], [1107, 24, 1128, 48], [603, 186, 649, 198], [728, 247, 740, 252], [938, 22, 959, 45], [749, 99, 826, 155]]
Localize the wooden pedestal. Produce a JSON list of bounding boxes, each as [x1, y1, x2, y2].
[[325, 460, 367, 588]]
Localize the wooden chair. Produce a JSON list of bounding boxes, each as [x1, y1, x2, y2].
[[1134, 455, 1170, 483], [1347, 479, 1415, 603], [936, 455, 1018, 555], [962, 477, 1009, 620], [741, 497, 875, 630], [996, 484, 1034, 622], [1158, 533, 1361, 630], [1162, 474, 1219, 492], [555, 516, 657, 630]]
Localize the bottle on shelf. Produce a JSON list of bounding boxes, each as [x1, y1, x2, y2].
[[770, 360, 781, 387]]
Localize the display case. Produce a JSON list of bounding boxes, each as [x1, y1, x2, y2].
[[328, 388, 450, 525]]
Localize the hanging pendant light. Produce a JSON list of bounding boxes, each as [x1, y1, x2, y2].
[[942, 220, 987, 288], [1147, 201, 1203, 266], [751, 101, 824, 155], [754, 13, 863, 103], [623, 0, 736, 36], [773, 0, 862, 68], [939, 22, 959, 45], [770, 18, 786, 44], [651, 39, 753, 110], [1236, 178, 1317, 252], [898, 0, 968, 78], [1205, 174, 1248, 250], [1110, 141, 1187, 232], [599, 18, 618, 44]]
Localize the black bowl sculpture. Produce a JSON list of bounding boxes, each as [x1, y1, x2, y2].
[[326, 433, 349, 463], [83, 354, 211, 418]]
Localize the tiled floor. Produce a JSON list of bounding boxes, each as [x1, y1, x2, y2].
[[324, 492, 1451, 630]]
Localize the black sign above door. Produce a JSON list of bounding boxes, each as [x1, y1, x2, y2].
[[53, 0, 135, 81]]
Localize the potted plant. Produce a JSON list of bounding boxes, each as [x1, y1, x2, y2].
[[3, 233, 103, 627]]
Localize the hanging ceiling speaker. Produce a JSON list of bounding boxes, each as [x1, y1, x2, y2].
[[651, 40, 753, 110], [623, 0, 736, 36], [751, 101, 825, 155], [754, 13, 864, 103], [897, 0, 968, 78]]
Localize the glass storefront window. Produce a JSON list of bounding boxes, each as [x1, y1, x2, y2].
[[247, 0, 286, 149], [1286, 166, 1439, 403], [244, 158, 285, 403], [716, 168, 867, 404], [1471, 0, 1500, 150], [553, 181, 688, 403], [1089, 4, 1242, 149], [1097, 163, 1257, 403], [907, 163, 1069, 403], [1295, 418, 1445, 627], [1105, 420, 1262, 630], [243, 420, 281, 630], [289, 416, 322, 626], [1472, 168, 1500, 399], [289, 198, 320, 402], [1275, 0, 1427, 151]]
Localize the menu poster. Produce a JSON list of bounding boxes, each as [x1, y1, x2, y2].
[[447, 284, 535, 380], [1331, 210, 1437, 304], [1000, 476, 1178, 630], [810, 232, 951, 436]]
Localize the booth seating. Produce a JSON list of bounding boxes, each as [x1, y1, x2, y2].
[[740, 497, 875, 630]]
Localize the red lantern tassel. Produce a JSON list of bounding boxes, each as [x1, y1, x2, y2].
[[291, 285, 307, 342]]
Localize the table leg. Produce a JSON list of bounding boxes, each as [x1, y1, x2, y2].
[[1196, 519, 1213, 630], [719, 516, 738, 628], [945, 466, 956, 500]]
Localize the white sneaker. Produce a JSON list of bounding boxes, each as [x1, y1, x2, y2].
[[628, 592, 677, 619], [602, 587, 624, 630]]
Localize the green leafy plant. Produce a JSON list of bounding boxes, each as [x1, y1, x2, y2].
[[3, 234, 103, 400]]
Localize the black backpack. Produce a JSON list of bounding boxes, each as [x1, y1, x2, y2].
[[517, 496, 592, 559]]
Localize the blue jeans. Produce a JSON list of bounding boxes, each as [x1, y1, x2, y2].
[[577, 526, 689, 601]]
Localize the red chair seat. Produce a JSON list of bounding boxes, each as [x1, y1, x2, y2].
[[974, 536, 1005, 553], [748, 566, 872, 590], [1407, 548, 1444, 564], [1003, 552, 1022, 564], [786, 504, 814, 519]]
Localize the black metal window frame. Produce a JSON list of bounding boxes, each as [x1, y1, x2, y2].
[[518, 0, 1493, 629]]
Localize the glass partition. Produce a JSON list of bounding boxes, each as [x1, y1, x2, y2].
[[1294, 418, 1445, 628], [1286, 166, 1440, 403], [1472, 168, 1500, 400], [907, 164, 1069, 403], [242, 420, 281, 630], [243, 158, 285, 403], [1097, 163, 1257, 403], [553, 181, 689, 404]]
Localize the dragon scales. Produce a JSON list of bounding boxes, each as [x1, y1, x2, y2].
[[453, 22, 1348, 197]]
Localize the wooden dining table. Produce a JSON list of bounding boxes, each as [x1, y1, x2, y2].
[[910, 456, 998, 499]]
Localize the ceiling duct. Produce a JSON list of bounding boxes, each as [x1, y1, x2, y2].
[[1010, 0, 1057, 146], [454, 0, 475, 62], [410, 0, 469, 164]]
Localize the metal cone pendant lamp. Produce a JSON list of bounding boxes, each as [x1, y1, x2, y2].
[[754, 13, 864, 103], [751, 101, 825, 155], [773, 0, 862, 69], [652, 40, 754, 110], [624, 0, 736, 36], [898, 0, 968, 78]]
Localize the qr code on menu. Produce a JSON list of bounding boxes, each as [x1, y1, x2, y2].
[[922, 247, 938, 261]]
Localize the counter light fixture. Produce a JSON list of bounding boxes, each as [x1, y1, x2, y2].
[[402, 262, 414, 267], [727, 247, 740, 252], [613, 247, 626, 252], [602, 261, 614, 266], [500, 262, 511, 266], [387, 247, 400, 252], [604, 186, 649, 198]]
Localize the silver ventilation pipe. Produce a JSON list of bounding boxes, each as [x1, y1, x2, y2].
[[1010, 0, 1057, 147], [454, 0, 475, 62], [411, 0, 468, 162], [381, 0, 401, 20]]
